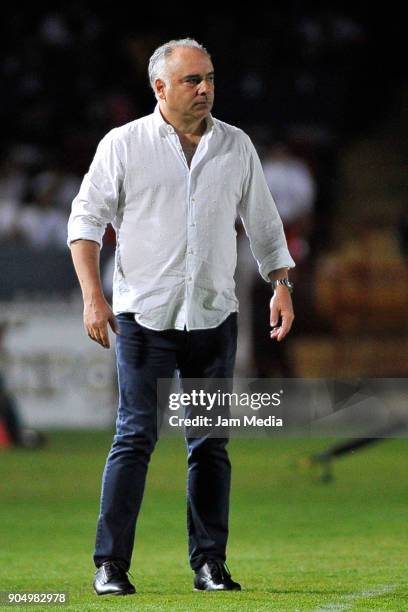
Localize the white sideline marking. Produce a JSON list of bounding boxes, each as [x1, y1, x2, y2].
[[315, 584, 398, 611]]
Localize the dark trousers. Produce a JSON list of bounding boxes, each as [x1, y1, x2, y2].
[[94, 312, 238, 572]]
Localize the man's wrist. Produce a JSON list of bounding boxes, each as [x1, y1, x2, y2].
[[272, 278, 294, 293], [83, 289, 106, 305]]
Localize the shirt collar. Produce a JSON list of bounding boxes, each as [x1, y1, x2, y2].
[[153, 103, 215, 137]]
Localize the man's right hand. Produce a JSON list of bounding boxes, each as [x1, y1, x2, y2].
[[83, 296, 120, 349], [70, 239, 120, 349]]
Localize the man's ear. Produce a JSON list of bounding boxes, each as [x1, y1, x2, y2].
[[155, 78, 166, 101]]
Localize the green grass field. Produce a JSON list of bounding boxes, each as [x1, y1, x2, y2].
[[0, 431, 407, 611]]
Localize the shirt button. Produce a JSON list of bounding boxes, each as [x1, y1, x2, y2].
[[190, 222, 196, 227], [167, 125, 174, 133]]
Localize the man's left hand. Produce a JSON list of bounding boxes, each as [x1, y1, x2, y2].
[[269, 287, 295, 341]]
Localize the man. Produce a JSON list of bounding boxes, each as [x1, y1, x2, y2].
[[67, 38, 295, 595]]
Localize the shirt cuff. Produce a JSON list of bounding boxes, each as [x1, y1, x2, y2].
[[258, 252, 296, 283], [67, 226, 104, 250]]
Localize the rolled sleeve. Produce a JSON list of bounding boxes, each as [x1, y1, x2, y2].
[[238, 134, 295, 282], [67, 130, 124, 249]]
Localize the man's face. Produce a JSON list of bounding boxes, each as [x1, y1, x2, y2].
[[156, 47, 215, 122]]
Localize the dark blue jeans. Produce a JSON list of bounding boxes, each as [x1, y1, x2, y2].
[[94, 312, 238, 572]]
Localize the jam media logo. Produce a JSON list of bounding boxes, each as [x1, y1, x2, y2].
[[212, 413, 284, 427]]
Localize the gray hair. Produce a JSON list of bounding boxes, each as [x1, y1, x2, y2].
[[148, 38, 211, 100]]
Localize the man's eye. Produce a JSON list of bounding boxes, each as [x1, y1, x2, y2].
[[184, 76, 215, 85]]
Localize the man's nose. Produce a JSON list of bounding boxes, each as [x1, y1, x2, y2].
[[197, 79, 213, 95]]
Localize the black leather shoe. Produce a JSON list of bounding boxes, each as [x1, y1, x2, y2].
[[93, 561, 136, 596], [194, 560, 241, 591]]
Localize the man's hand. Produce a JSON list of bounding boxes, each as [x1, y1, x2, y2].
[[83, 296, 119, 349], [70, 239, 120, 349], [269, 287, 295, 342]]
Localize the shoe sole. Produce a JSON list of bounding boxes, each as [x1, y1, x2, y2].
[[93, 588, 136, 596], [193, 587, 241, 592]]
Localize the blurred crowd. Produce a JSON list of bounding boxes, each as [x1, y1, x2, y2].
[[0, 6, 405, 376], [0, 0, 408, 394], [2, 5, 399, 251]]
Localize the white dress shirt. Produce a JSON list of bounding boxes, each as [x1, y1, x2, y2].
[[67, 105, 295, 330]]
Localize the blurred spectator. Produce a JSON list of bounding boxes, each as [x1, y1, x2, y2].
[[262, 141, 316, 263], [0, 5, 404, 312], [0, 323, 46, 450], [0, 145, 40, 243], [0, 200, 21, 243], [30, 168, 81, 212], [0, 148, 29, 202], [18, 171, 70, 249], [18, 207, 67, 249], [247, 142, 317, 377]]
